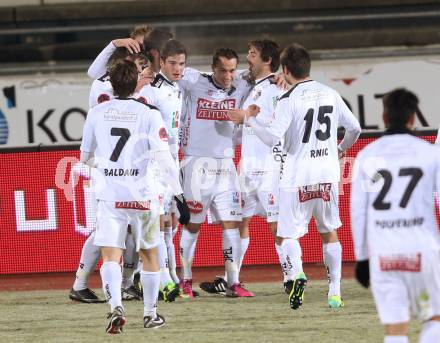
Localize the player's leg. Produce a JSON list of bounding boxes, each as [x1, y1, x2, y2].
[[94, 201, 129, 334], [121, 229, 142, 300], [159, 206, 180, 302], [166, 210, 180, 284], [180, 222, 201, 298], [314, 182, 343, 308], [70, 230, 106, 303], [139, 247, 165, 328], [133, 206, 165, 329], [178, 156, 210, 298], [277, 188, 310, 310]]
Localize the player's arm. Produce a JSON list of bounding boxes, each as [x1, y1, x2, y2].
[[87, 38, 141, 79], [435, 127, 440, 144], [178, 67, 201, 93], [337, 94, 361, 153], [79, 109, 97, 165], [246, 97, 291, 147], [350, 152, 370, 288], [148, 109, 182, 195]]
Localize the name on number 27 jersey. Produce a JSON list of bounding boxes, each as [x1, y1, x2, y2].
[[80, 98, 169, 202], [268, 80, 360, 188]]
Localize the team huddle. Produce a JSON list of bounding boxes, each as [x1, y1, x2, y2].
[[69, 25, 440, 342]]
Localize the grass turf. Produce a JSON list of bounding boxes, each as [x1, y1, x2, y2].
[[0, 279, 421, 343]]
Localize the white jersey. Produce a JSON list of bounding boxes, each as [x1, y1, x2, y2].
[[179, 69, 251, 158], [138, 73, 182, 156], [89, 72, 114, 108], [436, 127, 440, 144], [267, 80, 360, 188], [240, 74, 284, 178], [80, 98, 169, 201], [351, 133, 440, 261]]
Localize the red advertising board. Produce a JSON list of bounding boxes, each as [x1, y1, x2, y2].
[[0, 133, 436, 274]]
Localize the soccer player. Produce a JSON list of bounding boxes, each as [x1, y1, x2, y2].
[[80, 59, 189, 333], [235, 43, 361, 309], [351, 88, 440, 343], [200, 40, 285, 295], [137, 39, 187, 301], [69, 47, 150, 304], [177, 48, 253, 297]]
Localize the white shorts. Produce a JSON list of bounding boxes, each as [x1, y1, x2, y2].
[[277, 183, 341, 239], [241, 177, 279, 223], [181, 156, 242, 224], [371, 251, 440, 324], [94, 200, 160, 251]]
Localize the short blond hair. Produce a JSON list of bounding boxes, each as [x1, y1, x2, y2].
[[130, 25, 153, 39]]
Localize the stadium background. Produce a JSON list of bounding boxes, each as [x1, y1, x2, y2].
[[0, 0, 440, 276]]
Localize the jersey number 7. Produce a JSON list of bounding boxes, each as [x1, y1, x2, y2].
[[110, 127, 131, 162]]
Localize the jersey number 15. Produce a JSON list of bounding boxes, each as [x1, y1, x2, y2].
[[302, 106, 333, 143]]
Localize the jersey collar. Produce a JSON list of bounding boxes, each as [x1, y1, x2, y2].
[[207, 74, 236, 95], [255, 73, 276, 85], [385, 126, 414, 135], [153, 72, 176, 87]]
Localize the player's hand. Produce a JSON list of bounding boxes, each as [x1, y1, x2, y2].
[[227, 109, 246, 125], [135, 67, 155, 92], [112, 38, 141, 54], [338, 148, 346, 160], [174, 194, 191, 225], [246, 104, 261, 118], [271, 73, 289, 90], [355, 260, 370, 288]]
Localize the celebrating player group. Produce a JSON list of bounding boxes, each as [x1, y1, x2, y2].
[[70, 24, 440, 342]]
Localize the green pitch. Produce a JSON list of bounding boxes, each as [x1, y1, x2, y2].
[[0, 280, 421, 343]]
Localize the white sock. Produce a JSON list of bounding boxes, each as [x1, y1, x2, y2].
[[100, 261, 123, 312], [222, 229, 241, 286], [384, 336, 408, 343], [281, 238, 303, 280], [179, 229, 199, 280], [159, 231, 173, 287], [420, 321, 440, 343], [275, 243, 288, 282], [73, 232, 101, 291], [164, 226, 179, 284], [323, 241, 342, 297], [141, 271, 160, 318], [122, 233, 138, 289], [238, 237, 250, 273]]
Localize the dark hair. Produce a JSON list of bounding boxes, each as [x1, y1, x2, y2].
[[143, 28, 173, 53], [280, 43, 311, 79], [160, 39, 187, 60], [248, 39, 280, 72], [130, 24, 153, 39], [109, 60, 138, 98], [107, 47, 149, 69], [383, 88, 419, 127], [212, 48, 238, 67]]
